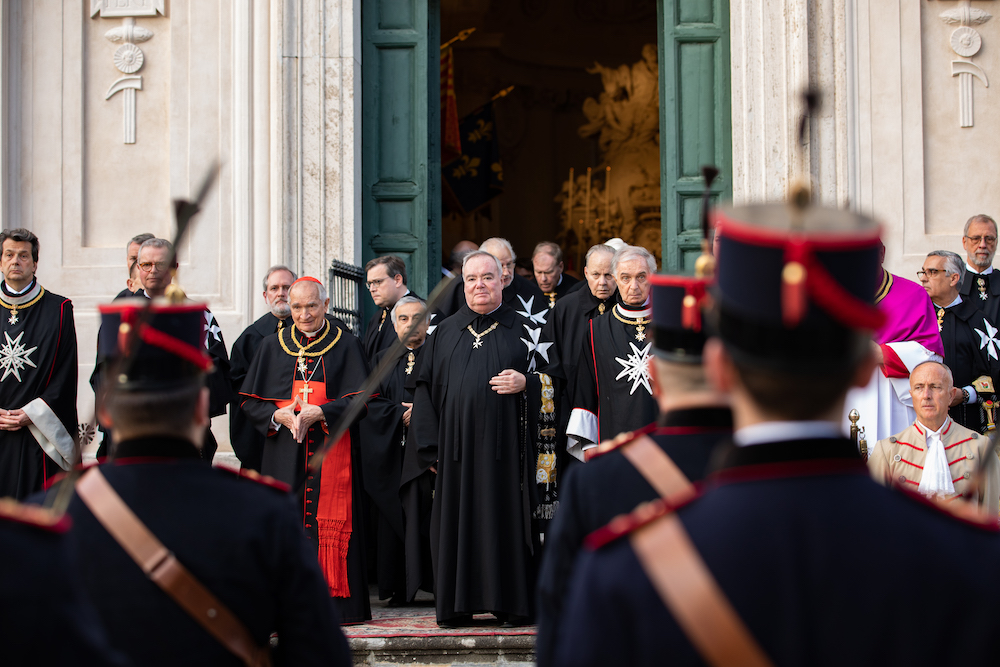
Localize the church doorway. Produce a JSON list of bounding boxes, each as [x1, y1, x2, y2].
[[361, 0, 730, 301]]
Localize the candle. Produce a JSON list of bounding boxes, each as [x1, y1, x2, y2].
[[568, 167, 574, 225], [605, 166, 611, 224]]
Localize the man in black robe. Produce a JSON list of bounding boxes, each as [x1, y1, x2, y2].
[[536, 269, 731, 667], [141, 239, 232, 463], [114, 232, 154, 299], [920, 250, 1000, 432], [240, 276, 372, 624], [532, 242, 580, 310], [361, 296, 430, 603], [0, 228, 78, 498], [566, 245, 658, 458], [959, 213, 1000, 322], [413, 250, 540, 626], [362, 255, 414, 361], [532, 244, 618, 524], [229, 265, 297, 471]]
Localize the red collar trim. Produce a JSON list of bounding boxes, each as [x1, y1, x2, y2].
[[710, 458, 869, 487]]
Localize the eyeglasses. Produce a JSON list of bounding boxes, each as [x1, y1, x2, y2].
[[916, 268, 950, 279], [965, 235, 998, 245], [137, 261, 172, 272], [366, 278, 386, 289]]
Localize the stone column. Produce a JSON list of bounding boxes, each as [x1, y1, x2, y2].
[[729, 0, 853, 209], [273, 0, 362, 284]]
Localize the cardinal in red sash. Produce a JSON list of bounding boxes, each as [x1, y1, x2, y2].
[[240, 276, 372, 624]]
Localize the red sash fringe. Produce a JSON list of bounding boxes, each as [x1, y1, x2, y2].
[[317, 431, 353, 597]]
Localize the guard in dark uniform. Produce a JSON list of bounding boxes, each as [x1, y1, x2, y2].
[[1, 499, 129, 666], [553, 197, 1000, 666], [535, 269, 732, 667], [43, 299, 351, 667]]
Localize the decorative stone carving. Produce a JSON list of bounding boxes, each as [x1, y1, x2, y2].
[[93, 14, 157, 144], [90, 0, 165, 19], [940, 6, 992, 128]]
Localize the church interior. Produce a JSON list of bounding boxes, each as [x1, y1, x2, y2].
[[439, 0, 661, 276]]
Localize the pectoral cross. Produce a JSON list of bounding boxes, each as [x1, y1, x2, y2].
[[979, 276, 989, 301], [299, 382, 314, 402]]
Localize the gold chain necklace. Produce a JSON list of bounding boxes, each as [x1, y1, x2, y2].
[[613, 307, 651, 342], [0, 287, 45, 325], [278, 320, 342, 358], [467, 321, 500, 349]]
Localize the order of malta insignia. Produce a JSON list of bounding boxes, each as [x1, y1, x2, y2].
[[615, 341, 652, 395], [0, 331, 37, 382]]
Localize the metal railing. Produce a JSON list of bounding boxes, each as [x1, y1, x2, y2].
[[328, 260, 364, 337]]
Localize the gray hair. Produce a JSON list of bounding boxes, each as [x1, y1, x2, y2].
[[585, 243, 615, 266], [139, 237, 173, 254], [390, 295, 427, 326], [964, 214, 998, 237], [262, 265, 297, 292], [480, 237, 517, 262], [532, 241, 563, 264], [611, 245, 657, 276], [127, 233, 155, 252], [926, 250, 965, 283], [462, 250, 504, 277]]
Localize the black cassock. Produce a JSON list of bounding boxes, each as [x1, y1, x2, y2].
[[239, 321, 372, 623], [360, 344, 430, 602], [231, 313, 355, 471], [229, 312, 289, 471], [567, 301, 657, 452], [0, 281, 77, 499], [939, 298, 1000, 432], [960, 268, 1000, 325], [413, 303, 540, 622], [538, 273, 581, 311], [534, 286, 617, 524], [362, 306, 395, 362]]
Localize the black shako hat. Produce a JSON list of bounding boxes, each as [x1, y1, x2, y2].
[[649, 274, 711, 364], [98, 300, 213, 392], [712, 203, 886, 372]]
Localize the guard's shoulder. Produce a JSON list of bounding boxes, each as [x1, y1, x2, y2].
[[0, 498, 70, 534], [586, 423, 657, 462], [584, 498, 672, 550], [585, 430, 640, 462], [216, 466, 290, 493]]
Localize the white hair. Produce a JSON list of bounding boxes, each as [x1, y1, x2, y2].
[[611, 245, 657, 275], [462, 250, 503, 277], [585, 244, 615, 267], [390, 295, 426, 326], [290, 279, 328, 303], [480, 237, 516, 262], [926, 250, 965, 283]]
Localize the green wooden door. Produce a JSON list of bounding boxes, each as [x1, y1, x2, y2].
[[658, 0, 732, 273], [362, 0, 433, 309]]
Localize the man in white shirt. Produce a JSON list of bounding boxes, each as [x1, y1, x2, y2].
[[868, 360, 999, 514], [959, 213, 1000, 323]]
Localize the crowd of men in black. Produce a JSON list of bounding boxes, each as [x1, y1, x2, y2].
[[6, 199, 1000, 665]]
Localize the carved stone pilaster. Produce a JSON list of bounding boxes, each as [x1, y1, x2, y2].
[[939, 5, 992, 128]]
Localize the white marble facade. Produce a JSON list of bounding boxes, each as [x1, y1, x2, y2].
[[0, 1, 360, 447], [3, 0, 998, 446]]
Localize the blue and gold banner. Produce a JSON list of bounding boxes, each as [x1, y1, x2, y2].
[[442, 102, 503, 214]]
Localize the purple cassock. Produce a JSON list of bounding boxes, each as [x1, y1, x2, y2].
[[844, 271, 944, 444]]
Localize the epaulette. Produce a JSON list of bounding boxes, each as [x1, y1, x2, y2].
[[218, 466, 290, 493], [584, 497, 670, 550], [585, 423, 657, 462], [0, 498, 70, 533]]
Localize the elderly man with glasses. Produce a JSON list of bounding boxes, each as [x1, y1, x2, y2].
[[919, 250, 1000, 433], [960, 214, 1000, 323]]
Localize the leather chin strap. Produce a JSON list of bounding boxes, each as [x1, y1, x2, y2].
[[75, 468, 272, 667]]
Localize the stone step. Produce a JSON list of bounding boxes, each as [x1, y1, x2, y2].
[[350, 634, 534, 665]]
